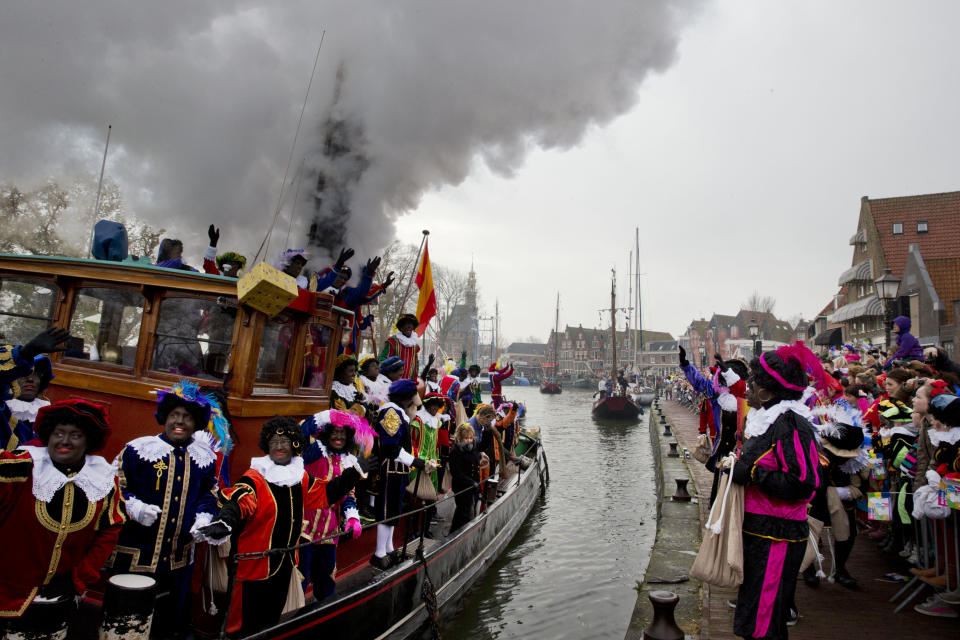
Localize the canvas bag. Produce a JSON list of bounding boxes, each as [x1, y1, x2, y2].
[[440, 463, 452, 494], [406, 469, 438, 502], [690, 470, 744, 588], [692, 433, 713, 464], [281, 568, 306, 615]]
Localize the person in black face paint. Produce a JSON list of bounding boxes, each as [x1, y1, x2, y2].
[[448, 422, 486, 535]]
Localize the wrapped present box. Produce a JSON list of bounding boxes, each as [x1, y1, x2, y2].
[[867, 492, 892, 521], [237, 261, 298, 316]]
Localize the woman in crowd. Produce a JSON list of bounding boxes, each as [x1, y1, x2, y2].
[[448, 422, 484, 535], [727, 346, 821, 637], [198, 417, 372, 635]]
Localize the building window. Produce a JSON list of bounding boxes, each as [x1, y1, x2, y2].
[[892, 222, 903, 235], [917, 220, 928, 234]]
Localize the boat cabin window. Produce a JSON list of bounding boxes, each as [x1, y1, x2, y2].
[[151, 295, 237, 380], [302, 322, 332, 389], [0, 277, 58, 345], [256, 311, 295, 385], [66, 287, 143, 367]]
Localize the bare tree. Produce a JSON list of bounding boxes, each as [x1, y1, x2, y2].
[[433, 265, 468, 346], [741, 290, 776, 315], [371, 241, 420, 340]]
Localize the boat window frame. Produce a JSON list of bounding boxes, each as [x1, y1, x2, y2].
[[146, 289, 240, 383], [60, 280, 148, 373], [0, 275, 60, 345]]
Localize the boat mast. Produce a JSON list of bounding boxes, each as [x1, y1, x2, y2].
[[610, 270, 617, 384], [628, 249, 633, 375], [554, 292, 560, 378], [635, 227, 641, 378]]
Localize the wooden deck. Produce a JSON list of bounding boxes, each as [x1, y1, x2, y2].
[[661, 398, 958, 639]]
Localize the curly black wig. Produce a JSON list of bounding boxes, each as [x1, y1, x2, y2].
[[258, 416, 306, 454], [317, 421, 356, 453], [155, 395, 209, 428], [748, 352, 806, 402], [37, 406, 109, 453]]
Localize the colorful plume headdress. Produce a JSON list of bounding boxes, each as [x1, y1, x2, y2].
[[154, 380, 233, 451], [773, 341, 842, 397], [327, 409, 375, 456]]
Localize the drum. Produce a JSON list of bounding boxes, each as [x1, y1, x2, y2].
[[3, 595, 71, 640], [99, 574, 157, 640]]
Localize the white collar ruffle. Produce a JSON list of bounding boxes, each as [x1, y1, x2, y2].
[[331, 380, 358, 402], [22, 445, 115, 503], [394, 331, 419, 348], [838, 447, 871, 474], [717, 392, 737, 413], [6, 398, 49, 423], [127, 432, 218, 469], [743, 399, 813, 440], [929, 427, 960, 447], [879, 424, 919, 440], [415, 408, 440, 430], [250, 455, 305, 487]]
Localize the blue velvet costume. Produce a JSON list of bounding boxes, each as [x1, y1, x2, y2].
[[373, 403, 415, 521], [0, 347, 42, 452]]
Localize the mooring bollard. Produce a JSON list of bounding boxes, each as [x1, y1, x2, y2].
[[662, 422, 672, 437], [99, 574, 158, 640], [667, 442, 680, 458], [643, 590, 684, 640], [3, 596, 71, 640], [671, 478, 691, 502], [659, 414, 666, 425]]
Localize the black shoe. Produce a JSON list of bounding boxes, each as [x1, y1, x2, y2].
[[388, 550, 405, 566], [786, 608, 799, 626], [836, 570, 858, 590], [369, 554, 391, 570], [802, 566, 820, 589]]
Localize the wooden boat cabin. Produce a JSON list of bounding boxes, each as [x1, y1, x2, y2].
[[0, 253, 353, 475]]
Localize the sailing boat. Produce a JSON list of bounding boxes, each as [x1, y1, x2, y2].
[[540, 292, 563, 394], [591, 270, 641, 420]]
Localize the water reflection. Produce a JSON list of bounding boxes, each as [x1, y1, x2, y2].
[[439, 387, 657, 640]]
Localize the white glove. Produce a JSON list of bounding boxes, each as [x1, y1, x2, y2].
[[125, 496, 162, 527], [719, 454, 737, 470], [927, 469, 942, 488], [189, 512, 214, 541], [438, 413, 451, 423]]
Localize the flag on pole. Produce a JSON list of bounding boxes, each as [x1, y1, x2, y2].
[[414, 238, 437, 337]]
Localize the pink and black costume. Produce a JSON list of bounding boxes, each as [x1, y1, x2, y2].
[[488, 363, 513, 410], [731, 349, 822, 640]]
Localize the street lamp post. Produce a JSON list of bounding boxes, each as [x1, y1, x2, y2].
[[749, 317, 761, 357], [875, 267, 902, 357]]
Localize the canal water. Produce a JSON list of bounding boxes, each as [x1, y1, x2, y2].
[[440, 386, 658, 640]]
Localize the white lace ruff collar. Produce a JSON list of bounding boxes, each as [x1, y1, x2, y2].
[[416, 408, 440, 430], [743, 399, 813, 440], [22, 445, 115, 503], [463, 376, 478, 387], [311, 441, 358, 469], [127, 432, 218, 469], [6, 398, 49, 423], [838, 447, 871, 474], [929, 427, 960, 447], [332, 380, 358, 401], [879, 424, 919, 440], [394, 331, 419, 348], [375, 374, 392, 386], [250, 455, 305, 487]]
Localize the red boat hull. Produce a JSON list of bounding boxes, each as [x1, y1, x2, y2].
[[591, 395, 641, 420]]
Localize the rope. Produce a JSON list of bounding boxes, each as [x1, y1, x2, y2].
[[417, 540, 442, 640]]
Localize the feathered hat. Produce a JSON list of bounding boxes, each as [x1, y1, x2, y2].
[[36, 399, 111, 453], [814, 401, 865, 458], [422, 392, 446, 407], [396, 313, 418, 330], [305, 409, 376, 456], [155, 380, 214, 429]]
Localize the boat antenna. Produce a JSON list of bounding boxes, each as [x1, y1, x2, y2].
[[87, 124, 112, 256], [255, 30, 326, 265]]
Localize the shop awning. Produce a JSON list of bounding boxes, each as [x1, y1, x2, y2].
[[837, 259, 873, 286], [814, 327, 843, 347], [849, 229, 866, 245], [827, 295, 883, 323]]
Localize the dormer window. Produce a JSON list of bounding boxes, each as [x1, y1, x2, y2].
[[917, 220, 928, 234], [893, 222, 903, 235]]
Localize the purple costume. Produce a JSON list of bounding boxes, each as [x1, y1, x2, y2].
[[883, 315, 923, 367], [731, 402, 821, 639]]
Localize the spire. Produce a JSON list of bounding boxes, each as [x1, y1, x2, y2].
[[466, 262, 477, 309]]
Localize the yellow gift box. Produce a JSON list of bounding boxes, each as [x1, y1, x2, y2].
[[237, 261, 298, 316]]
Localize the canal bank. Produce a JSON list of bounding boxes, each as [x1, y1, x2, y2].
[[624, 399, 704, 640]]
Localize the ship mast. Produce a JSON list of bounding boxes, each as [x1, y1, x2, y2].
[[610, 270, 617, 384], [554, 293, 560, 377]]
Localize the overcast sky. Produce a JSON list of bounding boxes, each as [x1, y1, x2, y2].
[[3, 2, 959, 345], [400, 1, 960, 342]]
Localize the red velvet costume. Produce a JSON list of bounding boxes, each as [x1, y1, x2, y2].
[[379, 334, 420, 380], [0, 447, 125, 617]]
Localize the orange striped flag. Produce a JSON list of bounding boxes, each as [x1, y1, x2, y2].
[[414, 239, 436, 336]]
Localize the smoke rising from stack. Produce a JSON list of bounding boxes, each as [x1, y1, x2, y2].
[[0, 1, 701, 265]]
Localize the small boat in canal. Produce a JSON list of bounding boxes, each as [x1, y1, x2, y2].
[[591, 269, 641, 421], [540, 292, 563, 395], [0, 252, 548, 639], [631, 385, 655, 406]]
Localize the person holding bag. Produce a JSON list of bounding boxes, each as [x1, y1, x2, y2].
[[727, 345, 822, 638]]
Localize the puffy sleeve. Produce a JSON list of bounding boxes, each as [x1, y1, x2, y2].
[[216, 477, 258, 530], [305, 469, 360, 510], [734, 414, 821, 500], [680, 363, 715, 398], [0, 449, 33, 508], [73, 475, 126, 593]]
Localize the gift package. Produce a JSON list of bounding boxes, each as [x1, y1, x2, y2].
[[868, 492, 892, 521], [237, 261, 298, 316]]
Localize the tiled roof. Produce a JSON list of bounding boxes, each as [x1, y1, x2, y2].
[[866, 191, 960, 275], [925, 257, 960, 325]]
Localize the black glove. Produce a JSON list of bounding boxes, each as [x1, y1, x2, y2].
[[461, 350, 467, 361], [411, 457, 426, 470], [714, 354, 724, 370], [21, 327, 72, 361], [678, 346, 688, 368], [381, 271, 395, 290], [335, 247, 355, 270], [357, 452, 379, 476], [365, 256, 381, 275], [198, 522, 231, 541], [427, 353, 436, 367], [208, 224, 220, 247]]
